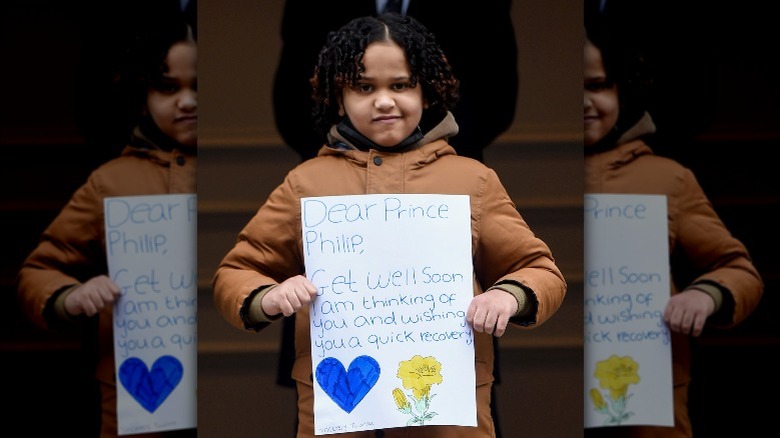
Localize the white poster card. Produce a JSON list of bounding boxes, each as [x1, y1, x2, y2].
[[584, 194, 673, 428], [302, 194, 476, 435], [105, 194, 197, 435]]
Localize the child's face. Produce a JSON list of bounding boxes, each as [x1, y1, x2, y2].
[[147, 40, 197, 147], [340, 41, 424, 148], [584, 39, 618, 147]]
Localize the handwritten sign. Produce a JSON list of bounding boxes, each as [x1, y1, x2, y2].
[[583, 194, 673, 428], [105, 194, 197, 435], [302, 194, 477, 434]]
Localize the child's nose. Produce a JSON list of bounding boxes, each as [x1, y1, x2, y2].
[[374, 90, 395, 110], [179, 90, 197, 110]]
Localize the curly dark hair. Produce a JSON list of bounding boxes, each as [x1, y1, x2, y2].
[[115, 17, 196, 129], [310, 13, 460, 135], [585, 15, 654, 134]]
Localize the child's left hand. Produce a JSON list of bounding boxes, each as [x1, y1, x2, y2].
[[466, 288, 518, 337], [261, 275, 318, 317], [663, 288, 716, 337]]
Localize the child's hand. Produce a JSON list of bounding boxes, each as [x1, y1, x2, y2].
[[466, 288, 518, 337], [663, 288, 716, 337], [261, 275, 318, 317], [64, 275, 121, 317]]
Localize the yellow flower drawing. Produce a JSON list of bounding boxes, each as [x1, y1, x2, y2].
[[393, 388, 411, 412], [589, 388, 607, 411], [590, 355, 641, 425], [392, 355, 443, 426]]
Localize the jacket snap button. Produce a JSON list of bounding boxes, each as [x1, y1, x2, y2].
[[373, 157, 382, 166]]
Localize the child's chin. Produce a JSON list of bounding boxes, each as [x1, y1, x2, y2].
[[372, 136, 403, 148], [177, 133, 198, 147]]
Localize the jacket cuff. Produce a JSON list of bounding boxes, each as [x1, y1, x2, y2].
[[686, 282, 723, 312], [488, 280, 538, 326], [45, 284, 82, 329], [687, 280, 734, 324], [239, 284, 281, 331]]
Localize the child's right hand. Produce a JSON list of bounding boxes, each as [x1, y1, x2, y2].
[[64, 275, 121, 317], [663, 288, 716, 337], [261, 275, 318, 317]]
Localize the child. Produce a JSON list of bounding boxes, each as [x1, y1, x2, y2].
[[16, 18, 197, 438], [583, 21, 763, 438], [213, 13, 566, 438], [273, 0, 518, 163]]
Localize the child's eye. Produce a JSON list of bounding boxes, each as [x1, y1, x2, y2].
[[352, 83, 373, 93], [391, 82, 411, 91], [152, 80, 181, 94]]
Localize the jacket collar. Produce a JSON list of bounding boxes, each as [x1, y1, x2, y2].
[[127, 115, 197, 154], [585, 112, 656, 168], [333, 118, 424, 152], [319, 111, 459, 164], [586, 111, 656, 155], [120, 121, 196, 164], [324, 110, 459, 153], [615, 111, 656, 146]]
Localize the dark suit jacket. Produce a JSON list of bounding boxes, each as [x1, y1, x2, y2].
[[273, 0, 518, 162]]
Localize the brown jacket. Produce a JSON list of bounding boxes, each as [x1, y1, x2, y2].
[[584, 113, 763, 438], [213, 113, 566, 436], [17, 131, 196, 438]]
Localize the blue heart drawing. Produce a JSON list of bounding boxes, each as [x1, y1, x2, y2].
[[119, 355, 183, 413], [315, 355, 381, 413]]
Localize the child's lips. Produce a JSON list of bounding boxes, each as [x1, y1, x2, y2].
[[176, 115, 198, 124], [374, 115, 400, 123]]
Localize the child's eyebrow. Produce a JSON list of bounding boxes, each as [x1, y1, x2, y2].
[[158, 74, 186, 83], [357, 74, 411, 81]]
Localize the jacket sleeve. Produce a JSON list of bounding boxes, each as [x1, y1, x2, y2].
[[212, 174, 306, 331], [16, 176, 107, 330], [473, 169, 567, 327], [672, 169, 763, 327]]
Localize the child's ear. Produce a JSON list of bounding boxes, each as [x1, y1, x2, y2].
[[423, 98, 429, 109], [338, 97, 345, 117]]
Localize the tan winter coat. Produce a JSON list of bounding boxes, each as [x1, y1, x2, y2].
[[584, 113, 763, 438], [213, 113, 566, 437], [17, 133, 196, 438]]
